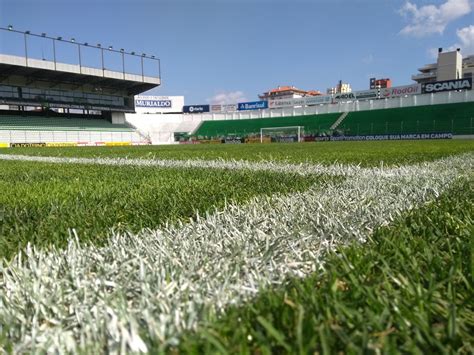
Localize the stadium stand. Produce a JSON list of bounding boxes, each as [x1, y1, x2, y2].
[[0, 34, 160, 146], [0, 111, 144, 144], [0, 115, 134, 131], [190, 102, 474, 139], [193, 113, 341, 138], [338, 102, 474, 136]]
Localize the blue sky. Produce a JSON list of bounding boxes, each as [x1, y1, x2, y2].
[[0, 0, 473, 104]]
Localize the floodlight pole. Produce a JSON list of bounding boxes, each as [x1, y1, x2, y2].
[[121, 50, 125, 79], [52, 39, 57, 70], [23, 33, 28, 67], [141, 56, 144, 81], [77, 44, 82, 74], [100, 47, 105, 76]]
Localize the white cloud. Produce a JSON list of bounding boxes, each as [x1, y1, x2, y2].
[[455, 25, 474, 53], [207, 91, 247, 104], [399, 0, 472, 37], [429, 25, 474, 58]]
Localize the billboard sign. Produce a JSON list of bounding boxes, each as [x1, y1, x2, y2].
[[422, 78, 472, 94], [381, 84, 421, 98], [183, 105, 210, 113], [353, 89, 379, 100], [223, 104, 238, 112], [327, 133, 452, 142], [268, 99, 294, 109], [134, 95, 184, 113], [135, 99, 171, 108], [238, 100, 268, 111], [210, 104, 238, 113], [210, 105, 222, 113], [333, 90, 378, 102], [268, 95, 332, 109], [304, 95, 332, 105], [333, 92, 356, 102]]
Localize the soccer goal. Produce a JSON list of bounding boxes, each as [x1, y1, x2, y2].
[[260, 126, 304, 143]]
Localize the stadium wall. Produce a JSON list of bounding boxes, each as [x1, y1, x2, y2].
[[187, 90, 474, 121], [125, 113, 202, 144], [126, 90, 474, 144], [0, 130, 143, 145]]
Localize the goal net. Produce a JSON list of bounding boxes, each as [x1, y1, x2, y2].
[[260, 126, 304, 143]]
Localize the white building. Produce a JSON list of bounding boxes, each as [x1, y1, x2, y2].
[[327, 81, 352, 95], [259, 86, 322, 101], [463, 55, 474, 80], [412, 48, 473, 84]]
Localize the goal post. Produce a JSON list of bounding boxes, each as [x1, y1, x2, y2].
[[260, 126, 304, 143]]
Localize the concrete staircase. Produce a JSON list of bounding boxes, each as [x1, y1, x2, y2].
[[330, 112, 349, 130]]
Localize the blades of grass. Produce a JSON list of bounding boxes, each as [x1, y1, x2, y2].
[[256, 316, 291, 352], [199, 329, 229, 355]]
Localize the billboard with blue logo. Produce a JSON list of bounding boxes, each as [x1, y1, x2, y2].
[[183, 105, 210, 113], [237, 100, 268, 111]]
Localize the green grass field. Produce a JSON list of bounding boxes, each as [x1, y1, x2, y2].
[[0, 161, 325, 261], [3, 139, 474, 166], [0, 140, 473, 353]]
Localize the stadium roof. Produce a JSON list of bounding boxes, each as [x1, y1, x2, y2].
[[0, 54, 160, 95]]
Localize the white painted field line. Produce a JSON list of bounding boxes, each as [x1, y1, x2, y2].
[[0, 153, 375, 177], [0, 154, 472, 353]]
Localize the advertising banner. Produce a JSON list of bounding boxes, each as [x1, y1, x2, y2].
[[198, 139, 222, 144], [331, 89, 378, 102], [274, 136, 299, 143], [10, 143, 47, 147], [135, 99, 171, 108], [45, 142, 78, 147], [224, 137, 244, 144], [333, 92, 357, 102], [304, 96, 332, 105], [353, 89, 379, 100], [237, 100, 268, 111], [422, 78, 472, 94], [183, 105, 210, 113], [268, 99, 294, 109], [326, 133, 452, 142], [291, 98, 307, 107], [210, 105, 223, 113], [380, 84, 422, 98], [211, 104, 238, 112], [0, 142, 9, 148], [245, 137, 270, 144], [268, 95, 332, 109], [105, 142, 132, 146], [134, 95, 184, 113], [223, 104, 238, 112], [268, 99, 290, 109]]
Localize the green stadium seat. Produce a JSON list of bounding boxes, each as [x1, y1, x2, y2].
[[0, 115, 135, 132], [193, 102, 474, 138], [193, 113, 341, 138], [339, 102, 474, 136]]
